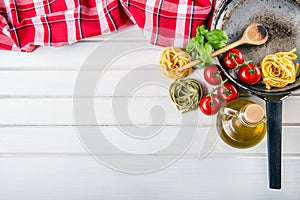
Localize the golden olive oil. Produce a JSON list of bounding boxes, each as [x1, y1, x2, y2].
[[217, 99, 267, 148]]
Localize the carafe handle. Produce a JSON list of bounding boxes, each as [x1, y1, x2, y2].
[[222, 107, 238, 118]]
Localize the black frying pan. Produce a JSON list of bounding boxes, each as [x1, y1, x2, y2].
[[212, 0, 300, 189]]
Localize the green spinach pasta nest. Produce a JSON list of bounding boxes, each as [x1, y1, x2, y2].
[[169, 79, 202, 113]]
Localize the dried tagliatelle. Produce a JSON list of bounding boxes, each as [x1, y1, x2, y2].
[[261, 48, 299, 89], [169, 79, 202, 113], [159, 47, 192, 79]]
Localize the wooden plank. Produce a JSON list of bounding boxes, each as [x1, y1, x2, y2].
[[0, 126, 299, 156], [0, 70, 177, 97], [0, 41, 159, 70], [0, 42, 98, 69], [0, 156, 299, 199], [0, 97, 252, 126], [0, 97, 299, 125], [0, 69, 208, 97], [3, 70, 299, 97]]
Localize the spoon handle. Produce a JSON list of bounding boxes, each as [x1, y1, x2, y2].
[[211, 39, 244, 57], [177, 59, 201, 72]]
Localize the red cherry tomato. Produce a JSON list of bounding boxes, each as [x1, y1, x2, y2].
[[238, 63, 262, 85], [204, 64, 223, 85], [223, 48, 245, 69], [199, 94, 221, 116], [217, 82, 239, 103]]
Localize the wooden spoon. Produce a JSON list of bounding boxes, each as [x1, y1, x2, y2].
[[177, 23, 268, 72]]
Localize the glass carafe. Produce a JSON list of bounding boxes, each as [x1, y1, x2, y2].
[[217, 99, 267, 148]]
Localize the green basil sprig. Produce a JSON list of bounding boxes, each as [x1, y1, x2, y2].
[[186, 25, 228, 68]]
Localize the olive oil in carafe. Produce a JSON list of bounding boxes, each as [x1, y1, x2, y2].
[[217, 99, 267, 148]]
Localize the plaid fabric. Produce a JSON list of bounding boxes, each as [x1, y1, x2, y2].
[[122, 0, 212, 48], [0, 0, 219, 52]]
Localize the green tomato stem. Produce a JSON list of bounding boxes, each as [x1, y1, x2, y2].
[[207, 79, 228, 97], [229, 53, 239, 66], [232, 60, 253, 73], [213, 71, 223, 82]]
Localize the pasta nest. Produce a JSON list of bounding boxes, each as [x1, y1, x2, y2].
[[159, 47, 192, 79], [169, 79, 202, 113], [261, 48, 299, 89]]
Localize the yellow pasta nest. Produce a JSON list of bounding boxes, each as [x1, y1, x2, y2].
[[261, 48, 299, 89], [159, 47, 192, 79]]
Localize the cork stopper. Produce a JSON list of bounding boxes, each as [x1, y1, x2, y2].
[[244, 104, 265, 124]]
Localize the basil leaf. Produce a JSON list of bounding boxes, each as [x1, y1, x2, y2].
[[186, 40, 199, 54], [191, 35, 205, 44], [204, 42, 213, 56], [187, 41, 211, 68], [210, 41, 227, 50], [205, 29, 228, 50], [196, 25, 209, 37], [197, 43, 212, 68]]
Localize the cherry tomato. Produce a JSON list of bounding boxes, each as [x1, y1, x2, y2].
[[238, 63, 262, 85], [203, 64, 223, 85], [199, 94, 221, 116], [223, 48, 245, 69], [217, 82, 239, 103]]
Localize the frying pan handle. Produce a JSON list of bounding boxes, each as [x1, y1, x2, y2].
[[266, 100, 282, 189]]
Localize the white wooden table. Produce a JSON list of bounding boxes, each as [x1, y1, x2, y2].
[[0, 26, 299, 199]]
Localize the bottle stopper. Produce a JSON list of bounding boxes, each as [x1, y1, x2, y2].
[[244, 104, 265, 124]]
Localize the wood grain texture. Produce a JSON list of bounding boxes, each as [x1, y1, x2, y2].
[[0, 27, 299, 199], [1, 70, 299, 97], [0, 156, 299, 200], [0, 96, 299, 125], [0, 41, 156, 70], [0, 126, 299, 156]]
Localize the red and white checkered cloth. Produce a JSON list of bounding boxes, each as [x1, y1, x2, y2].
[[0, 0, 220, 52]]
